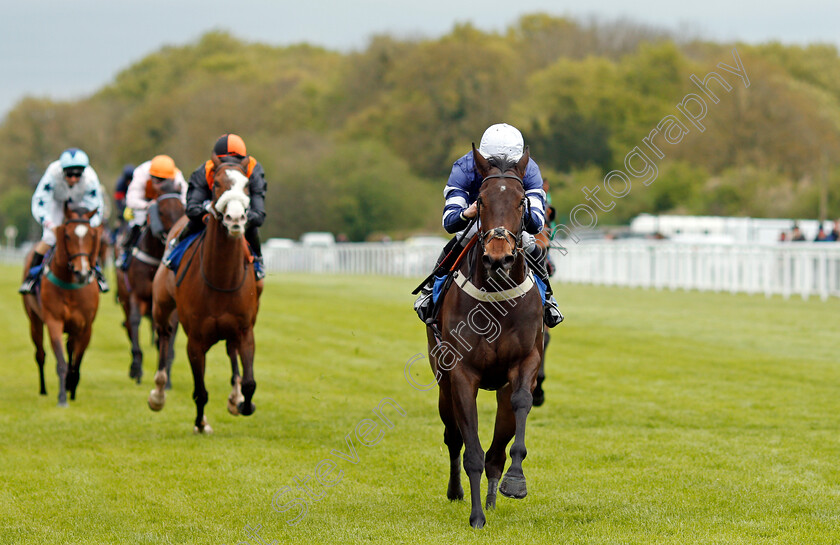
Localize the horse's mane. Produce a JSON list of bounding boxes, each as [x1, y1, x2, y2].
[[485, 155, 519, 173]]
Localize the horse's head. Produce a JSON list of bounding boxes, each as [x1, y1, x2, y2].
[[474, 144, 529, 275], [210, 158, 251, 238], [59, 204, 99, 284], [146, 180, 186, 242]]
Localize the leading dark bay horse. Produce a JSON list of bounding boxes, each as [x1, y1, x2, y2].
[[148, 157, 263, 433], [22, 205, 102, 406], [428, 146, 543, 528], [116, 181, 186, 384]]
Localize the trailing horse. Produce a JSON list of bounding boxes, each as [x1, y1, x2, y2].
[[428, 146, 543, 528], [148, 157, 263, 433], [116, 181, 185, 384], [21, 205, 102, 406]]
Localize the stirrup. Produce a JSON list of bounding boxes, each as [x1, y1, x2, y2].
[[254, 257, 265, 280], [96, 271, 110, 293]]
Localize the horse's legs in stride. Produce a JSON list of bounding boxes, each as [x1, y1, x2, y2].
[[485, 384, 515, 509], [533, 328, 549, 407], [165, 313, 177, 390], [236, 328, 256, 416], [128, 295, 144, 383], [226, 339, 244, 415], [450, 371, 485, 529], [45, 320, 68, 407], [437, 375, 464, 501], [148, 310, 175, 411], [27, 307, 47, 395], [499, 351, 541, 500], [66, 326, 92, 401], [187, 337, 212, 433]]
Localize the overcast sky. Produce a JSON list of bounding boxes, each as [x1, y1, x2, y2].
[[1, 0, 838, 119]]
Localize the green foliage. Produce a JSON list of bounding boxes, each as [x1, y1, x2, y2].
[[3, 19, 840, 240]]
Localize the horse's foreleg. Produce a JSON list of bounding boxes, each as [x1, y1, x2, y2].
[[237, 328, 256, 416], [148, 299, 175, 412], [533, 328, 549, 407], [128, 295, 144, 383], [485, 384, 515, 509], [226, 339, 244, 416], [66, 325, 93, 401], [499, 350, 542, 501], [450, 370, 484, 529], [187, 337, 212, 433], [436, 374, 463, 501], [45, 319, 68, 407], [27, 307, 47, 395], [165, 312, 177, 390]]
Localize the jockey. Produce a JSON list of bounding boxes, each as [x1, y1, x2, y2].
[[19, 148, 109, 294], [163, 134, 267, 279], [413, 123, 564, 327], [112, 164, 135, 242], [118, 155, 187, 269]]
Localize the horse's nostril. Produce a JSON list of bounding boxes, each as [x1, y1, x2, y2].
[[482, 255, 493, 268], [503, 255, 515, 267]]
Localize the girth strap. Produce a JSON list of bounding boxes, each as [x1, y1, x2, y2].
[[452, 270, 534, 302]]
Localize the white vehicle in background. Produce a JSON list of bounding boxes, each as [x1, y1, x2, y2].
[[300, 232, 337, 272]]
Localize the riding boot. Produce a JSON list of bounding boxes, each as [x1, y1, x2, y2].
[[19, 251, 45, 294], [414, 236, 461, 324], [526, 245, 564, 327], [245, 225, 265, 280], [117, 224, 142, 270], [94, 266, 110, 293]]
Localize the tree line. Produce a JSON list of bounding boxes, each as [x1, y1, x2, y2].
[[1, 14, 839, 242]]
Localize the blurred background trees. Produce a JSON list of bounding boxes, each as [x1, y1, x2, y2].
[[1, 17, 839, 242]]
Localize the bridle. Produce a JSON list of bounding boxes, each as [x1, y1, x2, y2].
[[63, 217, 96, 264], [476, 173, 528, 256]]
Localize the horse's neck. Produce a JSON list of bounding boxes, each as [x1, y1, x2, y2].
[[48, 238, 72, 282], [468, 245, 527, 292], [201, 217, 245, 283], [138, 231, 165, 257]]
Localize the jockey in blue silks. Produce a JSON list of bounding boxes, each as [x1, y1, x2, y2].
[[414, 123, 564, 327]]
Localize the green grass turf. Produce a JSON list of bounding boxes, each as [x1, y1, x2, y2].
[[0, 264, 838, 544]]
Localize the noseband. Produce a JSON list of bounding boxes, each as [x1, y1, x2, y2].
[[476, 173, 527, 256]]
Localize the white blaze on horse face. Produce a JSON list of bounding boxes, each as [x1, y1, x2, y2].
[[215, 170, 251, 236], [500, 185, 506, 192], [74, 224, 88, 239]]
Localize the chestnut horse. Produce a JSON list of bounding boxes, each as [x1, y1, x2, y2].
[[22, 205, 102, 406], [148, 158, 262, 433], [429, 146, 543, 528], [116, 181, 185, 384]]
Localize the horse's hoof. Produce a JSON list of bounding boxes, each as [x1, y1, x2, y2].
[[469, 512, 486, 529], [499, 474, 527, 499], [447, 485, 464, 501], [164, 382, 172, 391], [237, 401, 255, 416], [148, 391, 165, 411], [227, 399, 240, 416], [57, 401, 68, 408], [194, 419, 213, 434], [39, 391, 47, 396]]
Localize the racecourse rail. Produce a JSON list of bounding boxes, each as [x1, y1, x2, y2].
[[3, 240, 839, 301]]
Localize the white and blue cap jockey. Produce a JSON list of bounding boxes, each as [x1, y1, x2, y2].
[[442, 123, 547, 238]]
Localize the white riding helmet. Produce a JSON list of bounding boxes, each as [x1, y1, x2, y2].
[[478, 123, 524, 161]]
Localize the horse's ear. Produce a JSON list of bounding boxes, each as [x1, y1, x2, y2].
[[239, 155, 249, 170], [211, 154, 222, 170], [63, 201, 70, 219], [515, 146, 530, 177], [84, 208, 96, 220], [473, 143, 491, 176]]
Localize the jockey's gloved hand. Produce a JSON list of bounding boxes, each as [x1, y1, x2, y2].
[[203, 200, 218, 219]]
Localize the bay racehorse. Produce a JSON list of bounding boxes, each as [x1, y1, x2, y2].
[[148, 157, 263, 433], [429, 146, 543, 528], [22, 205, 102, 406], [116, 179, 185, 384]]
